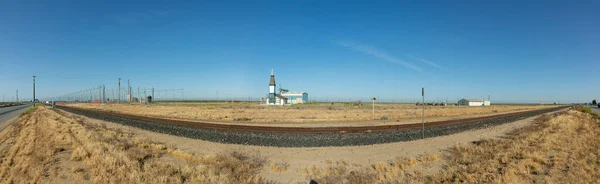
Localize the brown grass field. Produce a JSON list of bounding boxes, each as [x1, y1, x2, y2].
[[66, 102, 555, 125], [1, 105, 598, 183], [304, 107, 600, 183], [0, 106, 267, 183]]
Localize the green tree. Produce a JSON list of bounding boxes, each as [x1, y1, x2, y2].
[[593, 100, 597, 105]]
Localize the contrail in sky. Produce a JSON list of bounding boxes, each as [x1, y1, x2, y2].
[[406, 55, 444, 69], [338, 41, 423, 72]]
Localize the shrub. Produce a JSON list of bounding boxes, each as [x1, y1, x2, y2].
[[233, 117, 252, 121]]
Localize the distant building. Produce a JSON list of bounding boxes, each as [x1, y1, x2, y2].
[[267, 69, 277, 104], [458, 98, 491, 106], [264, 69, 308, 105], [280, 92, 308, 104]]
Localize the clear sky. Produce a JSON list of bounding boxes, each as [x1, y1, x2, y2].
[[1, 0, 598, 103]]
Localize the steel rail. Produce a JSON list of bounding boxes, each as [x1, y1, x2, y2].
[[56, 105, 568, 134]]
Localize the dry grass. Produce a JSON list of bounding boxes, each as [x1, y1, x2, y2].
[[270, 162, 289, 173], [67, 103, 553, 124], [302, 154, 440, 184], [0, 106, 268, 183], [304, 108, 600, 183]]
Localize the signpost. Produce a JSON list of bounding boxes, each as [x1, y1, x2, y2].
[[422, 88, 424, 140], [372, 97, 377, 115]]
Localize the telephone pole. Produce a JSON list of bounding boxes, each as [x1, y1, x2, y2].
[[422, 87, 425, 140], [16, 90, 19, 103], [33, 75, 36, 103], [127, 79, 131, 103], [117, 78, 121, 104]]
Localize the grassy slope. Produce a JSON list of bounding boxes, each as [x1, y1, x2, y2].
[[306, 106, 600, 183], [0, 106, 268, 183]]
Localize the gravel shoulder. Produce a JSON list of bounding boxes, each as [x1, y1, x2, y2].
[[56, 107, 566, 183]]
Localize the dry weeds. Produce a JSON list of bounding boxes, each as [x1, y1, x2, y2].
[[0, 106, 268, 183], [67, 103, 552, 124], [270, 162, 289, 173], [304, 108, 600, 183]]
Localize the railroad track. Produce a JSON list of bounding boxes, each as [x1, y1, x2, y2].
[[57, 105, 566, 134], [54, 105, 568, 147]]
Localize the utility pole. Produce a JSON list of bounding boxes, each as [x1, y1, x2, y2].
[[127, 79, 131, 103], [102, 85, 106, 103], [33, 75, 36, 103], [216, 90, 219, 101], [138, 87, 141, 104], [422, 87, 425, 140], [16, 90, 18, 103], [118, 78, 121, 104]]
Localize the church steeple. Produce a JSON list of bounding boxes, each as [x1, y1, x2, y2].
[[268, 69, 276, 104], [269, 68, 276, 85]]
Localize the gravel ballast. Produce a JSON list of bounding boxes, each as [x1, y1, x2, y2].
[[56, 106, 567, 147]]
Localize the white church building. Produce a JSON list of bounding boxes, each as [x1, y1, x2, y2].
[[264, 69, 308, 105]]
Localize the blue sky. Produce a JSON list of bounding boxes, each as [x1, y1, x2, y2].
[[1, 0, 598, 103]]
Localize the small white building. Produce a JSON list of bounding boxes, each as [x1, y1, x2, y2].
[[266, 94, 288, 105], [264, 69, 308, 105], [280, 92, 308, 104], [458, 98, 491, 106]]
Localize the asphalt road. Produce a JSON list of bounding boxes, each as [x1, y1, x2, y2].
[[590, 105, 600, 113], [0, 105, 32, 128]]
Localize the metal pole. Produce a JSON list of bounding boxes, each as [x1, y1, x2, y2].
[[138, 87, 141, 104], [422, 87, 424, 140], [102, 85, 106, 103], [16, 90, 18, 102], [152, 88, 154, 103], [118, 78, 121, 104], [128, 79, 131, 103], [33, 75, 36, 103]]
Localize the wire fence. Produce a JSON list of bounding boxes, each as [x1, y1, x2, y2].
[[55, 88, 451, 104], [52, 79, 456, 104], [55, 82, 186, 104]]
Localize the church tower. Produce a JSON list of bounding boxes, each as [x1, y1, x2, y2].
[[268, 69, 276, 104]]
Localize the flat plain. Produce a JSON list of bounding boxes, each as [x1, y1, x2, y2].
[[3, 105, 598, 183], [66, 102, 556, 127]]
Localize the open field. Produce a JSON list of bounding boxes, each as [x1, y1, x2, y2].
[[2, 105, 598, 183], [306, 107, 600, 183], [66, 102, 557, 126], [0, 106, 267, 183]]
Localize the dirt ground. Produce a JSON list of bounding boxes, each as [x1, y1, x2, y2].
[[59, 105, 565, 183], [3, 105, 593, 183], [0, 106, 267, 183], [66, 102, 555, 127]]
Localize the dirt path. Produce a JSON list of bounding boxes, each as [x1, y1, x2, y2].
[[59, 108, 565, 183]]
